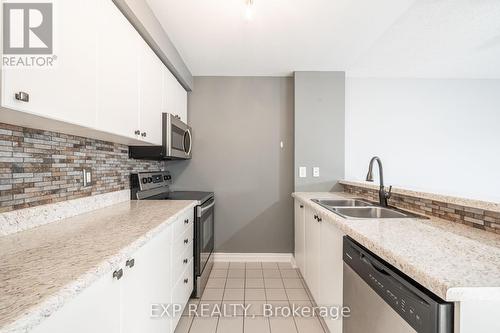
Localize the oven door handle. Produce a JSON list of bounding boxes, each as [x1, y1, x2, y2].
[[197, 201, 215, 217]]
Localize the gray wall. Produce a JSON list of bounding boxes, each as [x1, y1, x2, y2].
[[294, 72, 345, 192], [168, 77, 294, 253], [113, 0, 193, 90]]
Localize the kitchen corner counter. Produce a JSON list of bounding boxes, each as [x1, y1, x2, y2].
[[292, 192, 500, 302], [0, 200, 197, 333]]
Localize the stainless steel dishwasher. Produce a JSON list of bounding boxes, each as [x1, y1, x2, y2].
[[343, 237, 454, 333]]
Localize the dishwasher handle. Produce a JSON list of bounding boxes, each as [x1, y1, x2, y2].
[[360, 253, 428, 305]]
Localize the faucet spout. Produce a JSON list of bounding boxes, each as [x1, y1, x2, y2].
[[365, 156, 392, 207]]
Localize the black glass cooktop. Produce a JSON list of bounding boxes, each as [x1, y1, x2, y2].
[[146, 191, 213, 204]]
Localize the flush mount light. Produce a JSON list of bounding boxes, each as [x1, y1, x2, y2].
[[245, 0, 254, 21]]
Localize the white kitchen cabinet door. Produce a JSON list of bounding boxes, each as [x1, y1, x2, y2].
[[294, 200, 306, 275], [171, 259, 194, 330], [139, 40, 164, 145], [162, 68, 187, 124], [319, 219, 344, 333], [1, 0, 98, 128], [121, 226, 173, 333], [96, 0, 141, 140], [162, 68, 176, 114], [32, 271, 121, 333], [304, 207, 321, 302], [176, 82, 188, 123]]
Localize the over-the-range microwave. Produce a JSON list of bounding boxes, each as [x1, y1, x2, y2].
[[129, 113, 192, 160]]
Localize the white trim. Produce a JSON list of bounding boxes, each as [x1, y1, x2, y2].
[[290, 255, 298, 269], [213, 253, 293, 263]]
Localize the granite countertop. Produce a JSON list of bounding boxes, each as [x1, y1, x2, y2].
[[293, 192, 500, 302], [0, 200, 197, 333]]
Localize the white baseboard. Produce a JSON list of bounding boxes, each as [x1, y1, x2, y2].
[[290, 255, 298, 269], [213, 253, 293, 263]]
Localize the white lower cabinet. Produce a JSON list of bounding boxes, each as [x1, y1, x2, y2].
[[294, 200, 306, 274], [304, 206, 322, 302], [32, 208, 194, 333], [318, 213, 344, 333], [32, 270, 121, 333], [295, 199, 345, 332], [121, 225, 172, 333]]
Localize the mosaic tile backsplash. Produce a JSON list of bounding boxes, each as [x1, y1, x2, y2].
[[0, 123, 165, 213], [342, 184, 500, 234]]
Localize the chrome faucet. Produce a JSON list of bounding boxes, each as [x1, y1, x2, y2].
[[366, 156, 392, 207]]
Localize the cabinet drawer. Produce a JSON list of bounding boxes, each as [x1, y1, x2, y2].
[[172, 258, 194, 330], [173, 209, 194, 236], [173, 222, 193, 256], [172, 241, 193, 285]]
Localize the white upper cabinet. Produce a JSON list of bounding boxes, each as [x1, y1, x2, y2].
[[139, 40, 164, 145], [162, 67, 188, 124], [1, 0, 98, 128], [176, 82, 188, 123], [1, 0, 187, 145], [96, 0, 141, 141]]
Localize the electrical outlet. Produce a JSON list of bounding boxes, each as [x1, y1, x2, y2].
[[83, 169, 92, 187], [313, 167, 320, 178]]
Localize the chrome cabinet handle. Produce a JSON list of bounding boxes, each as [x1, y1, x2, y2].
[[300, 205, 304, 208], [134, 130, 141, 135], [113, 268, 123, 280], [141, 132, 147, 137], [313, 215, 318, 220], [184, 278, 189, 284], [126, 259, 135, 268], [183, 258, 188, 264], [15, 91, 29, 102], [184, 219, 189, 224], [184, 238, 189, 244]]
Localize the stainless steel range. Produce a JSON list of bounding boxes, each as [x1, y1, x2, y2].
[[130, 171, 214, 298]]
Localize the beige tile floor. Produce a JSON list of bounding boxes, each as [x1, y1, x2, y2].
[[175, 262, 326, 333]]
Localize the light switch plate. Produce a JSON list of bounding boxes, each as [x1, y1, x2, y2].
[[313, 167, 320, 178], [299, 167, 307, 178]]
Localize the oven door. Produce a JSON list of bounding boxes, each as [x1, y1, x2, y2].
[[165, 114, 192, 159], [195, 198, 215, 277]]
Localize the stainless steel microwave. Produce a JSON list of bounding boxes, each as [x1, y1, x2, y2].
[[129, 113, 192, 160]]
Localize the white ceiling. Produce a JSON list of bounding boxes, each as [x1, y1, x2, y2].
[[146, 0, 500, 78]]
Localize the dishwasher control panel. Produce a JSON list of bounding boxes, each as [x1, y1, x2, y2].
[[343, 237, 454, 333]]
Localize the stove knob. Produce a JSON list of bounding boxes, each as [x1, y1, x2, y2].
[[141, 177, 148, 184], [163, 175, 168, 180], [147, 177, 153, 183]]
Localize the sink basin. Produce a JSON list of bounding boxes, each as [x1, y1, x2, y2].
[[311, 199, 373, 207], [331, 207, 417, 219], [310, 197, 426, 219]]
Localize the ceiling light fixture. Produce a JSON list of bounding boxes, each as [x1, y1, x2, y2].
[[245, 0, 254, 21]]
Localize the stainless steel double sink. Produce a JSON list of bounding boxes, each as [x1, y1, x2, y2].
[[311, 198, 424, 219]]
